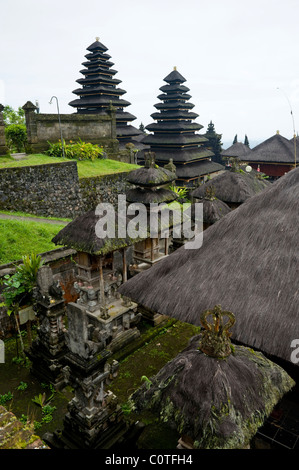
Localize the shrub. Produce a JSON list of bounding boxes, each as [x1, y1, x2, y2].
[[0, 253, 44, 314], [46, 139, 104, 161], [5, 124, 27, 152]]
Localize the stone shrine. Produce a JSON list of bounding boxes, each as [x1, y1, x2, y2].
[[126, 151, 177, 275], [43, 299, 143, 449], [51, 209, 142, 352]]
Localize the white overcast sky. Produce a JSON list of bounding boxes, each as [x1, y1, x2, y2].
[[1, 0, 299, 147]]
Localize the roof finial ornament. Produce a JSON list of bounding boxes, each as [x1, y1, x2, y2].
[[144, 151, 156, 169], [96, 37, 100, 42], [174, 66, 177, 70], [199, 305, 235, 359]]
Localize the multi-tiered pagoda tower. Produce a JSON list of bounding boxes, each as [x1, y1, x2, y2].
[[69, 38, 143, 147], [140, 68, 223, 186]]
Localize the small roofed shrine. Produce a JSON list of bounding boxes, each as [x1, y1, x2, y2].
[[126, 151, 178, 325], [189, 186, 231, 232], [69, 38, 143, 147], [51, 209, 143, 353], [190, 165, 270, 209], [221, 141, 253, 166], [130, 306, 295, 449], [126, 151, 178, 274], [139, 68, 223, 186]]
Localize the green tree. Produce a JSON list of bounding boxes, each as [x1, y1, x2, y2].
[[244, 135, 250, 147], [5, 124, 27, 152], [0, 253, 44, 355], [3, 105, 25, 126], [204, 121, 223, 164]]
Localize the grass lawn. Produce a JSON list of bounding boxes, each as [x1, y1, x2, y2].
[[0, 154, 140, 178], [0, 218, 65, 265]]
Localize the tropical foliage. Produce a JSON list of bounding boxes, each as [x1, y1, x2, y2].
[[46, 139, 104, 161]]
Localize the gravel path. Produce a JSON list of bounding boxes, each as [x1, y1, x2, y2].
[[0, 213, 68, 225]]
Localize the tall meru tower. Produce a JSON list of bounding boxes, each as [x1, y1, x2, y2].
[[69, 38, 143, 147], [140, 68, 223, 186]]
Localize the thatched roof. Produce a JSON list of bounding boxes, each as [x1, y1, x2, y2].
[[175, 160, 224, 179], [246, 133, 295, 164], [126, 187, 177, 205], [221, 142, 252, 158], [190, 199, 231, 225], [51, 209, 146, 255], [126, 167, 176, 187], [118, 167, 299, 365], [190, 170, 270, 204], [130, 333, 295, 449]]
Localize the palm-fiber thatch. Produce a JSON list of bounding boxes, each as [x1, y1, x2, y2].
[[51, 209, 148, 255], [118, 167, 299, 365], [247, 133, 295, 163], [221, 141, 252, 158], [130, 333, 295, 449], [126, 166, 176, 187], [190, 199, 231, 225], [126, 187, 177, 205], [190, 170, 270, 204]]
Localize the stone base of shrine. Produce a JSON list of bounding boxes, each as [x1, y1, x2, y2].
[[26, 343, 67, 391], [137, 305, 169, 326], [43, 418, 145, 450]]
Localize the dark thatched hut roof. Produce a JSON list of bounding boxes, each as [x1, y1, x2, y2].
[[118, 167, 299, 365], [51, 209, 146, 255], [190, 198, 231, 225], [126, 166, 176, 187], [246, 133, 295, 163], [190, 170, 270, 204], [126, 187, 177, 205], [221, 142, 252, 158], [130, 332, 295, 449]]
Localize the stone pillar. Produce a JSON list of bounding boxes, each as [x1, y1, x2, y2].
[[107, 101, 117, 140], [0, 104, 9, 155], [106, 101, 119, 154], [22, 101, 37, 154], [26, 265, 67, 390]]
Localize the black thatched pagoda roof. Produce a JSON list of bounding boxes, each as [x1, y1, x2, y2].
[[139, 68, 215, 185], [126, 166, 176, 187], [125, 152, 177, 205], [118, 166, 299, 365], [69, 38, 143, 145], [163, 69, 187, 83], [126, 187, 178, 205]]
